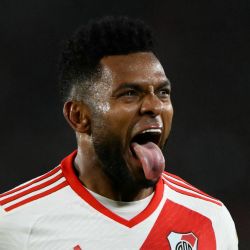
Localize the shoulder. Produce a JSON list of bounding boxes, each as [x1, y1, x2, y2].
[[0, 165, 70, 249], [162, 171, 222, 206], [0, 165, 68, 213], [161, 171, 238, 248]]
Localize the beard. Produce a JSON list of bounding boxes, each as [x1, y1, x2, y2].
[[91, 125, 156, 197]]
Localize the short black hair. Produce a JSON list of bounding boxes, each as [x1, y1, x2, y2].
[[58, 16, 155, 101]]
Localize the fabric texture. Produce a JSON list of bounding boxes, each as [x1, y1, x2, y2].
[[0, 151, 238, 250]]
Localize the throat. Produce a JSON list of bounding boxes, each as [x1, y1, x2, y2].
[[75, 145, 155, 202], [114, 185, 154, 202], [75, 159, 154, 201]]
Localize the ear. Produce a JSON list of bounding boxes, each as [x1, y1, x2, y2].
[[63, 101, 91, 134]]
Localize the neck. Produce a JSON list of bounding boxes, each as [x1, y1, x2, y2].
[[74, 136, 154, 201]]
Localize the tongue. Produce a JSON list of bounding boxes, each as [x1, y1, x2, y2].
[[131, 142, 165, 181]]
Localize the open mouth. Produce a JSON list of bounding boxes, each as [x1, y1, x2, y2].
[[130, 129, 162, 157], [128, 128, 165, 180]]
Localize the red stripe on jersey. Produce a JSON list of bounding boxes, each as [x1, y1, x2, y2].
[[0, 172, 64, 205], [4, 181, 68, 212], [74, 245, 82, 250], [162, 172, 220, 202], [0, 166, 61, 198], [163, 172, 202, 192], [164, 172, 214, 197], [162, 177, 222, 206], [140, 199, 216, 249]]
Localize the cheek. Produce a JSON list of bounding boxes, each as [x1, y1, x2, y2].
[[163, 104, 174, 129], [105, 104, 137, 135], [92, 100, 111, 114], [108, 110, 131, 129]]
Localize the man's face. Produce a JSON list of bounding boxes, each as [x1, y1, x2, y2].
[[89, 52, 173, 190]]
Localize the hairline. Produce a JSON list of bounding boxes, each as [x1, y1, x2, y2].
[[67, 51, 156, 102]]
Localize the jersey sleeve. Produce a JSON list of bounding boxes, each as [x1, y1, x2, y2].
[[214, 204, 238, 250]]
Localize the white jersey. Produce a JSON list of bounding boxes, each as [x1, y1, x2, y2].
[[0, 151, 238, 250]]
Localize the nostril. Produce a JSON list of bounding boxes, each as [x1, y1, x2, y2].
[[140, 95, 163, 116], [141, 110, 158, 117]]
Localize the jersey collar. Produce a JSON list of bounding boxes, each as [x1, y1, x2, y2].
[[61, 150, 164, 228]]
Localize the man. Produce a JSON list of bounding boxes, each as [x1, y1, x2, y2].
[[0, 16, 238, 249]]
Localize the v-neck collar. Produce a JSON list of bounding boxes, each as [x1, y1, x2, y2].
[[61, 151, 164, 228]]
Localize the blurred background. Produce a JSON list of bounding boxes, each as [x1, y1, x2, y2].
[[0, 0, 249, 248]]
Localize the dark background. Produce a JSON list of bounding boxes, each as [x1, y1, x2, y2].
[[0, 0, 249, 248]]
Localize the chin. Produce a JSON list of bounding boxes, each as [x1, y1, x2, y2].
[[135, 174, 158, 189], [141, 179, 156, 189]]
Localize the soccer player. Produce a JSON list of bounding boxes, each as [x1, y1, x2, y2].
[[0, 16, 238, 249]]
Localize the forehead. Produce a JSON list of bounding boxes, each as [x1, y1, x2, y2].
[[100, 52, 167, 86]]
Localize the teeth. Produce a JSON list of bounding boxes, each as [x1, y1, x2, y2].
[[141, 129, 162, 134]]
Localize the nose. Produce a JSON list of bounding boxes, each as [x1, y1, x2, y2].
[[140, 93, 163, 117]]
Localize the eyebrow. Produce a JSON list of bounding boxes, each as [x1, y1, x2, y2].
[[118, 80, 171, 91]]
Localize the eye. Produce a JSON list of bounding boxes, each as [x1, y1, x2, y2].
[[157, 88, 170, 98], [122, 89, 137, 97], [124, 90, 136, 96], [117, 89, 139, 102]]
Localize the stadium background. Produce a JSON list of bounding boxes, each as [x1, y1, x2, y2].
[[0, 0, 249, 248]]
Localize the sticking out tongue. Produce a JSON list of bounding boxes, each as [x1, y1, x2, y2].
[[131, 142, 165, 181]]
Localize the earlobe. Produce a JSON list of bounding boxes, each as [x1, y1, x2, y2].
[[63, 101, 91, 134]]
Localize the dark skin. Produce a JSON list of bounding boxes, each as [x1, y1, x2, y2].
[[63, 52, 173, 201]]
